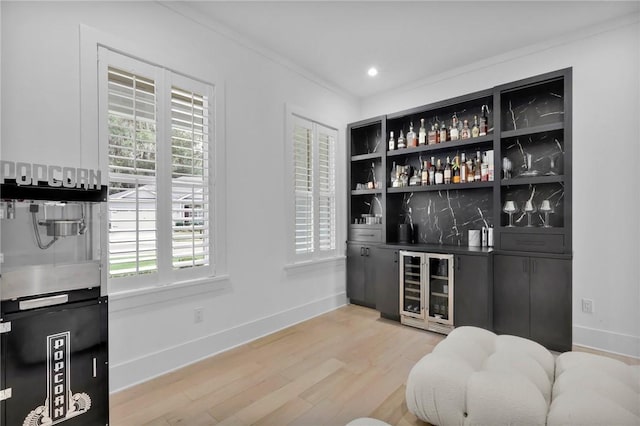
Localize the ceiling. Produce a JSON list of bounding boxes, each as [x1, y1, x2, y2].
[[180, 1, 639, 98]]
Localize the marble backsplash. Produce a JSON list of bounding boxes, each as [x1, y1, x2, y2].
[[501, 183, 565, 228], [392, 188, 493, 245], [502, 130, 564, 179], [501, 79, 564, 131]]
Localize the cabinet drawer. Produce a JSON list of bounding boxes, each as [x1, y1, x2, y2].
[[349, 228, 382, 242], [500, 232, 564, 253]]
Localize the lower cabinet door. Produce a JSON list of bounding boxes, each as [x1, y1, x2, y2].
[[346, 244, 366, 303], [1, 299, 109, 426], [454, 254, 492, 329], [371, 247, 399, 320], [530, 257, 572, 352], [493, 254, 530, 338]]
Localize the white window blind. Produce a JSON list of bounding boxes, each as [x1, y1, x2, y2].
[[107, 67, 158, 277], [293, 120, 314, 255], [100, 47, 217, 289], [289, 113, 337, 261], [317, 129, 336, 252], [170, 87, 210, 269]]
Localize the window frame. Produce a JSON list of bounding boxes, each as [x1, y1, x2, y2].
[[97, 46, 225, 294], [285, 105, 339, 266]]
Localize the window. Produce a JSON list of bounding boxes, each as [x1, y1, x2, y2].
[[288, 111, 337, 263], [99, 48, 217, 290]]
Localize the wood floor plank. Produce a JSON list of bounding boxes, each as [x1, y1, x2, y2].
[[111, 305, 442, 426]]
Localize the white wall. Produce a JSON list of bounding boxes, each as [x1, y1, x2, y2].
[[1, 1, 358, 391], [362, 17, 640, 358]]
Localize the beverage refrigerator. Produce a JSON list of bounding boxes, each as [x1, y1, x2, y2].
[[0, 178, 109, 426], [399, 251, 454, 334]]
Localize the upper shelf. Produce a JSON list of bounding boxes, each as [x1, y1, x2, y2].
[[501, 175, 564, 186], [387, 134, 494, 157], [388, 181, 493, 193], [501, 122, 564, 139], [351, 152, 383, 162]]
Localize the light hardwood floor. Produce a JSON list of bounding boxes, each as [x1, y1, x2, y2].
[[110, 305, 442, 426]]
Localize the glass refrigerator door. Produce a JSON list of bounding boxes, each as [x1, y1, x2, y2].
[[399, 252, 424, 319], [427, 254, 454, 325]]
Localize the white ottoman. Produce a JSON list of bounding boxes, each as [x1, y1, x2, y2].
[[406, 326, 555, 426], [548, 351, 640, 426]]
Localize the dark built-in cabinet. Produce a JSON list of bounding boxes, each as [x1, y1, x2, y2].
[[346, 68, 572, 351]]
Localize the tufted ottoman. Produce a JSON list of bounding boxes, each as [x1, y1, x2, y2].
[[406, 326, 640, 426]]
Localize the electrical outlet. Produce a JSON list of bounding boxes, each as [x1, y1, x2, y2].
[[194, 307, 203, 323], [581, 299, 594, 314]]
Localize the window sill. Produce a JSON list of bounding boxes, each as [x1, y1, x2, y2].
[[284, 256, 346, 273], [108, 275, 231, 312]]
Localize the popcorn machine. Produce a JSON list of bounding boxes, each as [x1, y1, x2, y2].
[[0, 162, 109, 426]]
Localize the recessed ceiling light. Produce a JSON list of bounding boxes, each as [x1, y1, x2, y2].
[[367, 67, 378, 77]]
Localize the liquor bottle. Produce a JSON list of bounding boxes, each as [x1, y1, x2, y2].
[[461, 120, 471, 139], [471, 115, 480, 138], [428, 124, 437, 145], [421, 160, 429, 185], [388, 131, 395, 151], [390, 162, 397, 187], [397, 130, 406, 149], [474, 153, 482, 182], [444, 156, 452, 184], [480, 105, 489, 136], [409, 167, 421, 186], [434, 122, 440, 144], [440, 121, 448, 143], [481, 152, 489, 182], [450, 115, 460, 141], [418, 119, 427, 145], [407, 122, 418, 148], [429, 156, 436, 186], [467, 157, 475, 182], [452, 155, 460, 184], [460, 153, 468, 183], [435, 159, 444, 185]]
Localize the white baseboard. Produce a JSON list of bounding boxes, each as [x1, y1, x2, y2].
[[573, 325, 640, 359], [109, 292, 347, 393]]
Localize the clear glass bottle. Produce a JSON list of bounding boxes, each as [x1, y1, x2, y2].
[[434, 122, 440, 144], [450, 115, 460, 141], [388, 131, 395, 151], [429, 156, 436, 186], [440, 121, 448, 142], [444, 156, 452, 184], [421, 160, 429, 185], [409, 167, 421, 186], [460, 153, 468, 183], [461, 120, 471, 139], [471, 115, 480, 138], [418, 119, 427, 145], [397, 130, 406, 149], [428, 124, 437, 145], [407, 122, 417, 148], [435, 159, 444, 185]]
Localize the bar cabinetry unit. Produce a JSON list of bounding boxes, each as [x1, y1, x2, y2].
[[346, 68, 572, 350], [399, 251, 454, 334], [346, 243, 378, 308]]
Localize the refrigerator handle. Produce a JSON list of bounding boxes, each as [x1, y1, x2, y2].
[[93, 357, 97, 378]]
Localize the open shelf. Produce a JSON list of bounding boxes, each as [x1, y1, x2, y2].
[[501, 175, 564, 186], [387, 134, 493, 157], [501, 122, 563, 139], [388, 181, 493, 193], [351, 189, 383, 196], [351, 152, 383, 162]]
